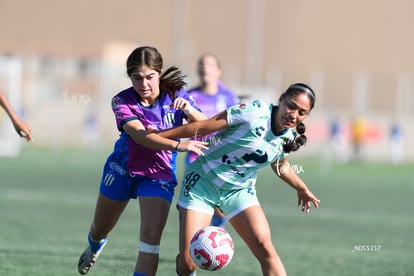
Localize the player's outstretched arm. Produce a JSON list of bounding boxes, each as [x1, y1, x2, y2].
[[156, 111, 228, 139], [123, 119, 208, 155], [0, 90, 32, 142], [271, 157, 320, 213]]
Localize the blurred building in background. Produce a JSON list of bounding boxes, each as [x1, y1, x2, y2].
[[0, 0, 413, 160]]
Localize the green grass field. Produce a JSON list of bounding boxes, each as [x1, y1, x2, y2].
[[1, 147, 413, 276]]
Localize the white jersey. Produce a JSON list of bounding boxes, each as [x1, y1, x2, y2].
[[188, 100, 296, 190]]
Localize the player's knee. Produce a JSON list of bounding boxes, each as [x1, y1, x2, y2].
[[252, 238, 277, 259], [140, 223, 165, 244], [140, 232, 163, 247]]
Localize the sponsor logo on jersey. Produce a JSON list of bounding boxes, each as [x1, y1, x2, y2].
[[109, 161, 128, 176]]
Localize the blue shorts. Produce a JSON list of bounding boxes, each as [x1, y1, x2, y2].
[[99, 151, 177, 203]]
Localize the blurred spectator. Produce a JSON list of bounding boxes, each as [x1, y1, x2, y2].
[[350, 116, 366, 161], [328, 118, 349, 164], [389, 122, 404, 164], [81, 108, 99, 150], [186, 53, 239, 164]]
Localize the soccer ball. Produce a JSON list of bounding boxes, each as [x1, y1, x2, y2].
[[189, 226, 234, 271]]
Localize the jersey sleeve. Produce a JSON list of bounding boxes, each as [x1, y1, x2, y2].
[[112, 94, 141, 131], [226, 100, 267, 127]]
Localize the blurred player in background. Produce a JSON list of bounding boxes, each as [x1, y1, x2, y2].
[[186, 53, 239, 227], [350, 116, 366, 161], [389, 121, 404, 164], [157, 83, 320, 276], [77, 46, 208, 276], [186, 53, 239, 164], [328, 117, 349, 164], [0, 89, 32, 142]]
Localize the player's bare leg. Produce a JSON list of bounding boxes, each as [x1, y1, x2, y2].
[[230, 205, 287, 276], [134, 197, 170, 276], [90, 193, 129, 239], [176, 207, 211, 276], [78, 193, 129, 274]]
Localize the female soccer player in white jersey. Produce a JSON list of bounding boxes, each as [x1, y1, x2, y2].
[[157, 83, 320, 276]]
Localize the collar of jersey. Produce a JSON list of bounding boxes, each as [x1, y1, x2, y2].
[[133, 89, 161, 109]]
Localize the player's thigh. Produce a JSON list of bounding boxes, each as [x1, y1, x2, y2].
[[230, 205, 275, 254], [178, 207, 212, 256], [91, 193, 129, 235]]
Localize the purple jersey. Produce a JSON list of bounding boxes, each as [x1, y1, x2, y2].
[[111, 87, 200, 180], [187, 82, 239, 118]]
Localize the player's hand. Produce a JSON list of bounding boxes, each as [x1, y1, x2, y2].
[[172, 97, 193, 114], [177, 140, 209, 156], [297, 189, 320, 214], [14, 120, 33, 142]]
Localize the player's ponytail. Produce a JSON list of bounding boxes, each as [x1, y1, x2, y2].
[[159, 66, 187, 100], [283, 122, 307, 153]]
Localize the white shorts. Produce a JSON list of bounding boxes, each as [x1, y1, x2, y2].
[[177, 169, 260, 220]]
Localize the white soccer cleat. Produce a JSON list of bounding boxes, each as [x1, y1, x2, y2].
[[78, 247, 101, 275]]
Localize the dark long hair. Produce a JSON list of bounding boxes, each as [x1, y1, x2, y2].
[[126, 46, 186, 99], [281, 83, 316, 153]]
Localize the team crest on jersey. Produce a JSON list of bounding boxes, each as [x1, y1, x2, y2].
[[112, 96, 121, 108]]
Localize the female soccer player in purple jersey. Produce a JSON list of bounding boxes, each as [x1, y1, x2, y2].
[[78, 46, 208, 276]]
